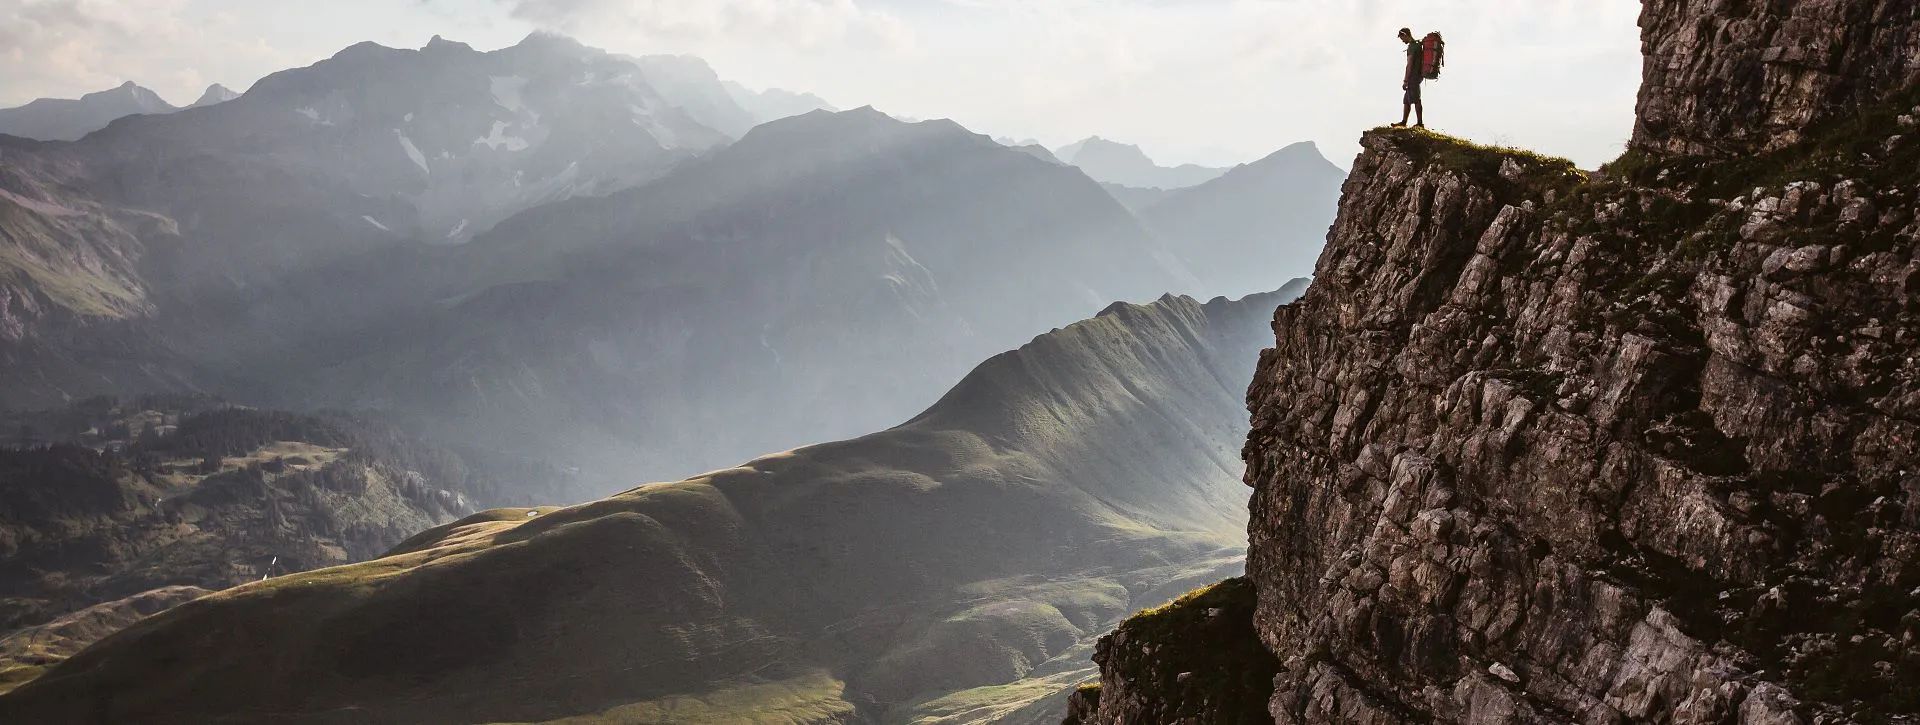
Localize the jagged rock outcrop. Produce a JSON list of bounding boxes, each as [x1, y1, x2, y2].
[[1072, 2, 1920, 721], [1247, 116, 1920, 725], [1633, 0, 1920, 157], [1064, 578, 1277, 725]]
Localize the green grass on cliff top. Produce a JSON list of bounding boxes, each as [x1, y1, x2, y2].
[[1125, 576, 1242, 623], [1369, 126, 1586, 199]]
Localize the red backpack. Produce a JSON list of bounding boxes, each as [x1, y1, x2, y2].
[[1421, 32, 1446, 80]]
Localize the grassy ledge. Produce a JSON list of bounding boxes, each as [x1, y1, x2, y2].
[[1369, 126, 1586, 201], [1093, 576, 1277, 723]]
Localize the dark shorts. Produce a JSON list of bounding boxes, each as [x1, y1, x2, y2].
[[1403, 81, 1422, 105]]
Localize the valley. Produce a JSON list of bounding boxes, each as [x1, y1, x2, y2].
[[0, 29, 1341, 724], [0, 286, 1304, 722]]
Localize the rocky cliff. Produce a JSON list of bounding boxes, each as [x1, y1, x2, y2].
[[1071, 1, 1920, 722], [1633, 0, 1919, 157]]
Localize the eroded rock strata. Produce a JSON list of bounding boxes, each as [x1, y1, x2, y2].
[[1072, 1, 1920, 721]]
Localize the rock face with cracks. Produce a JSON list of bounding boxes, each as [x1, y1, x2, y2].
[[1070, 0, 1920, 721], [1632, 0, 1920, 157]]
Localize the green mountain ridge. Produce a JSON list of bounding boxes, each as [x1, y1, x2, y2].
[[0, 284, 1305, 723]]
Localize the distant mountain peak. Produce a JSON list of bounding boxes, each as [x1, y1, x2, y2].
[[91, 82, 169, 106], [1237, 141, 1338, 174], [0, 81, 177, 140], [422, 35, 474, 53], [1067, 136, 1156, 163], [1054, 135, 1227, 190], [730, 105, 987, 156], [516, 30, 586, 49], [331, 40, 400, 61], [187, 84, 239, 109], [719, 82, 834, 131]]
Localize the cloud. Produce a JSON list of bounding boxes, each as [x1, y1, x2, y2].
[[0, 0, 299, 107], [506, 0, 915, 52]]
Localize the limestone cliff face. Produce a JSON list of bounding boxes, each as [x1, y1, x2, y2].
[[1633, 0, 1920, 156], [1245, 124, 1918, 722], [1071, 1, 1920, 722]]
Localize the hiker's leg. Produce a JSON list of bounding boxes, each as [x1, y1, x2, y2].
[[1415, 101, 1425, 127], [1399, 103, 1411, 125]]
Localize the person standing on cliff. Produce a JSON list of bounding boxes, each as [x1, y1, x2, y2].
[[1394, 27, 1425, 128]]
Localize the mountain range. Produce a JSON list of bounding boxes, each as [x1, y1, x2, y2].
[[0, 29, 1348, 724], [0, 283, 1305, 722], [0, 34, 1341, 499], [0, 82, 181, 142], [0, 81, 250, 144]]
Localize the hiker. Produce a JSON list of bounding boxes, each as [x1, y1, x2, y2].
[[1395, 27, 1425, 128]]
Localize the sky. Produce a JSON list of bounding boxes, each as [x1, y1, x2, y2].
[[0, 0, 1645, 168]]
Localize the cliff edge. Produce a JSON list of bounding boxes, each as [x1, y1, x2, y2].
[[1072, 1, 1920, 721]]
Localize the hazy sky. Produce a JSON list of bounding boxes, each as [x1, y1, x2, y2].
[[0, 0, 1644, 168]]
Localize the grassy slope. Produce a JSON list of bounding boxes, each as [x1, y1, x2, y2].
[[0, 163, 156, 323], [0, 585, 209, 694], [0, 288, 1298, 723]]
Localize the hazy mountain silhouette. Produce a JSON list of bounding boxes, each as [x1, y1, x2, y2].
[[1054, 136, 1226, 189], [0, 82, 177, 142], [184, 84, 239, 109], [725, 81, 836, 123], [0, 34, 1329, 503], [629, 52, 833, 135], [1141, 141, 1346, 297], [287, 106, 1201, 495], [0, 28, 1347, 723], [0, 33, 741, 421]]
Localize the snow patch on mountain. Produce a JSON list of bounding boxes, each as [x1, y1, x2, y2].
[[395, 131, 429, 173], [475, 121, 529, 151]]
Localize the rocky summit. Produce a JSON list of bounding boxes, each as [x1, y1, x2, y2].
[[1070, 1, 1920, 723]]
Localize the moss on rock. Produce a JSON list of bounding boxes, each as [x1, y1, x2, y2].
[[1076, 577, 1278, 724]]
